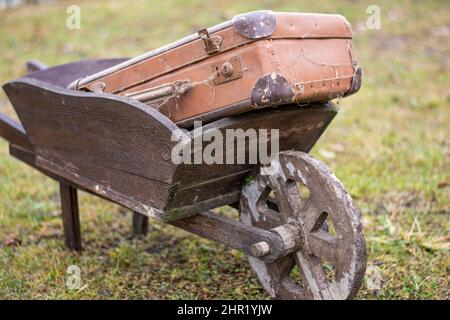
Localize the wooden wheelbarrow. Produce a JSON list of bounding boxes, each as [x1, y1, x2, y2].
[[0, 59, 366, 299]]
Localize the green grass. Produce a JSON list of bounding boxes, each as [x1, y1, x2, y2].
[[0, 0, 449, 299]]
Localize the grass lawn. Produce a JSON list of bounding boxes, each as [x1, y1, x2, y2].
[[0, 0, 448, 299]]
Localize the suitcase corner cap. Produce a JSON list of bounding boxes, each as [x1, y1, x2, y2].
[[232, 10, 276, 39], [345, 66, 363, 97], [251, 73, 294, 108]]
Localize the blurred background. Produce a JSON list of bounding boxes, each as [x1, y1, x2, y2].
[[0, 0, 448, 299]]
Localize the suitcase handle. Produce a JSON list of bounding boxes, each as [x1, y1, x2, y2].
[[124, 80, 191, 104]]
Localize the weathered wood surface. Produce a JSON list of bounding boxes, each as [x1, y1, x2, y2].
[[171, 210, 288, 263], [3, 108, 352, 269], [3, 77, 184, 220], [26, 59, 48, 74], [8, 142, 292, 261], [9, 143, 172, 217], [240, 151, 367, 299], [2, 60, 336, 220], [9, 141, 299, 261], [0, 113, 33, 151], [168, 103, 337, 211], [60, 183, 82, 251], [9, 143, 164, 218]]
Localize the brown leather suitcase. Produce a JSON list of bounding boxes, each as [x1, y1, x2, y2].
[[70, 10, 361, 127]]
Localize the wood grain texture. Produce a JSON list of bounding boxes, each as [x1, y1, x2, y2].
[[3, 77, 186, 219], [168, 103, 337, 211], [9, 144, 165, 219], [60, 183, 82, 251], [3, 71, 336, 220], [171, 210, 287, 262], [240, 151, 367, 299]]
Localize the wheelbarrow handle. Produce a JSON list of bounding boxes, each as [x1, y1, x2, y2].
[[26, 59, 48, 74], [0, 59, 46, 151], [0, 112, 33, 151]]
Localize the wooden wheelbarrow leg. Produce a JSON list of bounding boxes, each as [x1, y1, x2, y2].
[[0, 114, 82, 251], [11, 148, 83, 251], [5, 61, 83, 250], [26, 59, 48, 74], [59, 183, 82, 251], [4, 133, 293, 262], [132, 211, 148, 236], [6, 142, 146, 249]]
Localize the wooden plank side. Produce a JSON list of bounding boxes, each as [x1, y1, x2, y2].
[[166, 169, 248, 213], [3, 78, 184, 215], [36, 156, 172, 214], [8, 144, 173, 221], [168, 103, 337, 211]]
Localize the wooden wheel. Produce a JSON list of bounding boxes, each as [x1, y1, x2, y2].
[[240, 151, 366, 300]]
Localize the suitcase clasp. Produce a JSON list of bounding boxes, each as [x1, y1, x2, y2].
[[198, 29, 222, 54]]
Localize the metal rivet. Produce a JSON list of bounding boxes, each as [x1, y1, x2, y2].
[[220, 62, 234, 77]]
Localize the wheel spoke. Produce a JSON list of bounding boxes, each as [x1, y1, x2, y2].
[[294, 252, 333, 300], [258, 207, 283, 227], [308, 230, 340, 265], [279, 277, 309, 299], [271, 178, 302, 222], [301, 207, 325, 232], [248, 254, 295, 298]]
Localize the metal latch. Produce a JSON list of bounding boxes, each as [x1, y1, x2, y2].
[[198, 29, 222, 54], [210, 56, 243, 85]]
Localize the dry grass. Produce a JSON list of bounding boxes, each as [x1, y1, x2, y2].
[[0, 0, 448, 299]]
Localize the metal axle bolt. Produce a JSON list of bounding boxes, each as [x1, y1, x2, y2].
[[250, 241, 271, 257]]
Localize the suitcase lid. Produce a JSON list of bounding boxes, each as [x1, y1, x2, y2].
[[69, 10, 353, 93]]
